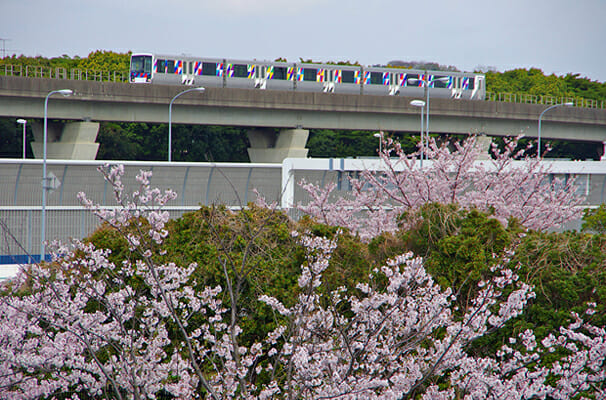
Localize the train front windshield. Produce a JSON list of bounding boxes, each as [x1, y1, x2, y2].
[[130, 55, 152, 83]]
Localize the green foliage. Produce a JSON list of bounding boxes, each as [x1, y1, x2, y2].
[[96, 122, 250, 162], [563, 73, 606, 102], [307, 130, 418, 158], [1, 50, 129, 73], [307, 130, 377, 158], [84, 223, 131, 264], [485, 68, 606, 101], [0, 118, 33, 157], [1, 53, 76, 70], [491, 136, 602, 161], [157, 205, 302, 343], [511, 230, 606, 335], [387, 60, 460, 71], [76, 50, 130, 72], [296, 216, 374, 292], [83, 205, 380, 347], [55, 197, 606, 386], [582, 204, 606, 234], [486, 68, 570, 97], [371, 204, 606, 360], [546, 139, 603, 160], [398, 204, 515, 302]]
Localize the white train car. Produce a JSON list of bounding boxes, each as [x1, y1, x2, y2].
[[129, 53, 486, 100]]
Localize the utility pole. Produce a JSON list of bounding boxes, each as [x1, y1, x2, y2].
[[0, 38, 16, 58], [0, 38, 9, 58]]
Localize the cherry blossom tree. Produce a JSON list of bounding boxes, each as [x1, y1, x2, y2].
[[299, 135, 585, 240], [259, 234, 605, 399], [0, 164, 603, 399]]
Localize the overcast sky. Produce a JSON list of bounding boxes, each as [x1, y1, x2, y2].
[[2, 0, 605, 82]]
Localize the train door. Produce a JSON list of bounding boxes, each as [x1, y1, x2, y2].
[[263, 62, 294, 91], [295, 64, 324, 92], [334, 68, 361, 94], [389, 72, 402, 95], [451, 76, 463, 99], [182, 61, 195, 85], [255, 65, 267, 89], [323, 69, 335, 93], [471, 75, 485, 99]]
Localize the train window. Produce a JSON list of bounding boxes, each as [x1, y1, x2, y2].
[[468, 77, 475, 90], [303, 68, 317, 81], [432, 76, 450, 88], [342, 70, 355, 83], [406, 74, 420, 86], [232, 64, 248, 78], [131, 55, 152, 74], [273, 66, 287, 80], [166, 60, 175, 73], [461, 77, 474, 90], [202, 62, 216, 76], [370, 72, 383, 85], [144, 57, 152, 73], [327, 70, 334, 82], [156, 59, 166, 73]]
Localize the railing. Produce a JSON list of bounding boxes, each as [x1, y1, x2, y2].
[[0, 64, 129, 83], [486, 92, 606, 109], [1, 63, 605, 109]]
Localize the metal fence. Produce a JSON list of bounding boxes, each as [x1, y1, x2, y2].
[[486, 92, 605, 109], [3, 158, 606, 265], [0, 206, 201, 264], [0, 64, 129, 83], [0, 159, 282, 261]]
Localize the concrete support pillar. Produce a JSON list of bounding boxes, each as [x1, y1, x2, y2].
[[247, 128, 309, 163], [31, 121, 100, 160], [475, 135, 493, 160]]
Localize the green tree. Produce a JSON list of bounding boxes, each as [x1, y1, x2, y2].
[[485, 67, 606, 101], [0, 118, 22, 157], [85, 205, 375, 346], [76, 50, 130, 72], [96, 122, 250, 162], [582, 203, 606, 234], [307, 129, 419, 158]]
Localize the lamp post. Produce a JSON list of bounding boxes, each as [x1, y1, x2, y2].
[[538, 102, 574, 158], [41, 89, 73, 261], [373, 132, 382, 154], [408, 75, 449, 166], [17, 119, 27, 159], [168, 87, 205, 162], [410, 100, 426, 167]]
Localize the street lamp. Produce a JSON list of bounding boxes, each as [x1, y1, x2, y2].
[[41, 89, 73, 261], [410, 100, 426, 166], [538, 102, 574, 158], [168, 87, 205, 162], [408, 75, 450, 165], [373, 132, 382, 154], [17, 119, 27, 159]]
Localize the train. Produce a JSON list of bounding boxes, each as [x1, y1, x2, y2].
[[129, 52, 486, 100]]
